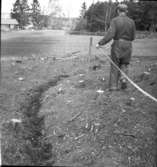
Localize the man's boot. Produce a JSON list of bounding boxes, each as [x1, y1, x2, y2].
[[120, 64, 128, 90], [109, 63, 120, 91]]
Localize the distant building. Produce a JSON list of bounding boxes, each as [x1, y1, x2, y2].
[[1, 18, 19, 31], [1, 13, 11, 19], [1, 13, 19, 31]]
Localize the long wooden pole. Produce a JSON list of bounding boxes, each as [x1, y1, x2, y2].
[[88, 37, 93, 61], [105, 6, 109, 32]]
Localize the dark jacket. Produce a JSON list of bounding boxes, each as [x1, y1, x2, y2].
[[98, 15, 136, 45]]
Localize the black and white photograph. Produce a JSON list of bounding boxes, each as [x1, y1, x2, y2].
[[1, 0, 157, 166]]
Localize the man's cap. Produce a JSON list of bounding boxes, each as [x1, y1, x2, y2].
[[117, 4, 128, 12]]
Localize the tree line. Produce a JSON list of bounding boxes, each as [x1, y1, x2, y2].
[[11, 0, 157, 31], [75, 0, 157, 32], [11, 0, 64, 29], [11, 0, 41, 29]]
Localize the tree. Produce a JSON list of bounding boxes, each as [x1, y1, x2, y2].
[[139, 1, 157, 32], [75, 0, 157, 32], [85, 2, 115, 32], [47, 0, 62, 16], [74, 18, 87, 31], [46, 0, 63, 28], [73, 2, 88, 31], [148, 2, 157, 32], [125, 0, 157, 31], [37, 15, 49, 28], [11, 0, 30, 29], [80, 2, 87, 18], [31, 0, 41, 28]]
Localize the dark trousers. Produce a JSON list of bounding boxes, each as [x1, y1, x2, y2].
[[109, 39, 132, 89]]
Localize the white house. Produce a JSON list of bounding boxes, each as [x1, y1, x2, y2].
[[1, 13, 19, 31]]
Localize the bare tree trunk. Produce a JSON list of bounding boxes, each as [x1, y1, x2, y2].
[[105, 7, 109, 31]]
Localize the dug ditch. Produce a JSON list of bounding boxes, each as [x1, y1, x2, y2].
[[1, 74, 69, 166]]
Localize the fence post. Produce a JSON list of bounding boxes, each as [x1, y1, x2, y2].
[[88, 37, 93, 62]]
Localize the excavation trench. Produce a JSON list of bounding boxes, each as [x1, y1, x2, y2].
[[1, 74, 69, 166]]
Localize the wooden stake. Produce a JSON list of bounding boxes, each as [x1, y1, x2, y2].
[[88, 37, 93, 61]]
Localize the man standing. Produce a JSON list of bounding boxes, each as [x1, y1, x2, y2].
[[96, 4, 136, 91]]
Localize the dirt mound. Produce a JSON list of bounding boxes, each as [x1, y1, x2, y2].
[[38, 61, 157, 166]]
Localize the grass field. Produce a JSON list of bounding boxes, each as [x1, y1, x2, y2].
[[1, 30, 157, 166], [2, 30, 157, 59]]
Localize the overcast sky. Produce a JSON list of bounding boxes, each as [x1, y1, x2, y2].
[[2, 0, 106, 18]]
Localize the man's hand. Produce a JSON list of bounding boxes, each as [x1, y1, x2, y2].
[[96, 44, 100, 49]]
